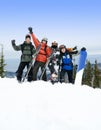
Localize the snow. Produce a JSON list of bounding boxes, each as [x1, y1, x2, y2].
[[0, 78, 101, 130]]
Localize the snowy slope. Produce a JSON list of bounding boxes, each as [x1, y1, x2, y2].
[[0, 78, 101, 130]]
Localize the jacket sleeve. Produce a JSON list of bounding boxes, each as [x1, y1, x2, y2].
[[69, 50, 79, 55], [67, 48, 78, 55], [67, 48, 73, 52], [12, 44, 21, 51], [31, 32, 40, 48]]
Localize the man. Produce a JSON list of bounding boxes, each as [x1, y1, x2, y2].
[[28, 27, 52, 81], [11, 34, 36, 82], [47, 41, 59, 82]]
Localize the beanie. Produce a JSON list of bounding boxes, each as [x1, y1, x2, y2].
[[25, 34, 31, 39]]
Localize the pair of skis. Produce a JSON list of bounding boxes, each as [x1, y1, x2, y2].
[[39, 50, 54, 80]]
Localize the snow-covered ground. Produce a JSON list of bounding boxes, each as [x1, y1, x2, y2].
[[0, 78, 101, 130]]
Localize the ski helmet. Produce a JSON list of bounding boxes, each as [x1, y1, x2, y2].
[[59, 45, 66, 50]]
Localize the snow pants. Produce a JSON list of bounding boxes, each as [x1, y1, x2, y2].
[[32, 61, 47, 81], [16, 62, 33, 82], [60, 69, 73, 83]]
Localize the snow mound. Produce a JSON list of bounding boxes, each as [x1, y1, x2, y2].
[[0, 78, 101, 130]]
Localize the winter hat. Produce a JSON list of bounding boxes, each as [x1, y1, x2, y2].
[[41, 37, 48, 43], [52, 41, 58, 46], [25, 34, 31, 39]]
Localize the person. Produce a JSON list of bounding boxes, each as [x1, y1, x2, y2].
[[11, 34, 36, 82], [58, 45, 78, 83], [48, 41, 59, 82], [28, 27, 52, 81]]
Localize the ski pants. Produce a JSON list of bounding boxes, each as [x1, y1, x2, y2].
[[32, 61, 47, 81], [60, 69, 73, 83], [16, 62, 33, 82]]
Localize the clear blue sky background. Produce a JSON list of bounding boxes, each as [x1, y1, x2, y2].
[[0, 0, 101, 59]]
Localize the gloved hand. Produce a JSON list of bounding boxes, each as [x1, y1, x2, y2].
[[81, 47, 86, 51], [11, 40, 15, 46], [74, 50, 78, 54], [73, 46, 77, 50], [28, 27, 33, 34], [57, 60, 60, 66]]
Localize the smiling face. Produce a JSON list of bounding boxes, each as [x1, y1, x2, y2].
[[26, 37, 31, 43], [61, 47, 66, 53]]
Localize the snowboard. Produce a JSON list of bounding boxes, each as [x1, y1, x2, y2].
[[75, 48, 87, 86]]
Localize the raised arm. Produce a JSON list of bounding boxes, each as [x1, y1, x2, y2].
[[28, 27, 40, 48], [11, 40, 21, 51]]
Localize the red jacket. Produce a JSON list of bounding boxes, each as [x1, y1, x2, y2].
[[31, 33, 52, 63]]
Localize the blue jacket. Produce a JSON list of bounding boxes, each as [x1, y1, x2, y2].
[[59, 52, 73, 70]]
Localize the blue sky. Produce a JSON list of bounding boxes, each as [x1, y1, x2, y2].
[[0, 0, 101, 59]]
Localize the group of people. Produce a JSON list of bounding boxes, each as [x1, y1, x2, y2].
[[11, 27, 78, 83]]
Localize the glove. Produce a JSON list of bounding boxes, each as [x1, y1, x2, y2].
[[11, 40, 15, 46], [74, 50, 78, 54], [57, 60, 60, 66], [28, 27, 33, 34], [73, 46, 77, 50], [81, 47, 86, 51]]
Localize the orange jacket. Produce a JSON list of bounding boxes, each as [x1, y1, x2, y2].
[[31, 33, 52, 63]]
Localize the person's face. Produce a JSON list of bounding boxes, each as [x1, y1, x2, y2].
[[61, 47, 66, 53], [52, 45, 57, 49], [26, 37, 31, 43], [42, 40, 47, 44]]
